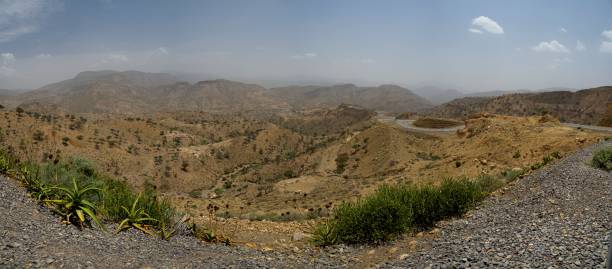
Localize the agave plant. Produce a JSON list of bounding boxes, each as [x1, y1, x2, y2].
[[116, 193, 157, 235], [159, 214, 191, 240], [44, 177, 104, 229]]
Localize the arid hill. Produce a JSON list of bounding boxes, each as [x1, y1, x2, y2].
[[3, 71, 433, 114], [10, 71, 180, 114], [6, 71, 286, 114], [423, 86, 612, 126], [158, 79, 286, 112], [268, 84, 432, 113]]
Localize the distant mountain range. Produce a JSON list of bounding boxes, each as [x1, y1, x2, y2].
[[412, 86, 577, 104], [0, 70, 432, 114], [269, 84, 431, 112], [1, 70, 608, 126], [424, 87, 612, 126]]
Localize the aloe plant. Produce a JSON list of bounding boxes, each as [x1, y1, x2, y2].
[[44, 177, 104, 229], [116, 193, 157, 235]]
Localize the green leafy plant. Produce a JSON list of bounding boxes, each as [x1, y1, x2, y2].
[[44, 177, 104, 229], [310, 220, 337, 246], [116, 193, 157, 235], [592, 147, 612, 171], [159, 211, 190, 240]]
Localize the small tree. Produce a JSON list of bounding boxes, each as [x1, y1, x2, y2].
[[62, 137, 70, 146], [181, 160, 189, 172], [32, 130, 45, 142]]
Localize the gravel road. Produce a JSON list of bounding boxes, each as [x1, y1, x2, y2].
[[382, 140, 611, 268]]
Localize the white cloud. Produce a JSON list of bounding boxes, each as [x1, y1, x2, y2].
[[575, 40, 586, 51], [291, 52, 317, 60], [468, 28, 483, 34], [554, 57, 572, 63], [600, 41, 612, 54], [559, 27, 567, 33], [156, 47, 169, 55], [0, 52, 16, 77], [0, 65, 15, 76], [532, 40, 570, 53], [36, 53, 52, 59], [0, 0, 62, 43], [1, 53, 16, 64], [602, 30, 612, 40], [95, 53, 129, 67], [549, 58, 571, 69], [106, 53, 128, 63], [0, 25, 38, 43], [470, 16, 504, 34]]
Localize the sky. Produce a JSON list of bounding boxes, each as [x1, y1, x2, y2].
[[1, 0, 612, 92]]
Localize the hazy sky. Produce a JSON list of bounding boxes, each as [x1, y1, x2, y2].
[[1, 0, 612, 91]]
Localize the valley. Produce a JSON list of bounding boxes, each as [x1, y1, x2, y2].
[[0, 70, 610, 267], [1, 87, 608, 251]]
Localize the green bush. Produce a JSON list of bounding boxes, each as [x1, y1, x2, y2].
[[313, 176, 500, 246], [331, 185, 413, 243], [592, 147, 612, 171]]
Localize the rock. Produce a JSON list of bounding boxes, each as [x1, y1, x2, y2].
[[398, 254, 409, 260], [291, 232, 311, 242], [408, 240, 418, 250]]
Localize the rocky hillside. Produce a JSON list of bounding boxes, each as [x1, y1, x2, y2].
[[424, 86, 612, 126], [268, 84, 432, 113]]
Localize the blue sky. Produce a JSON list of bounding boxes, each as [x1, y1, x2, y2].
[[1, 0, 612, 91]]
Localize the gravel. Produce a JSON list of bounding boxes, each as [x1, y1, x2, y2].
[[0, 176, 342, 268], [1, 141, 610, 268], [382, 140, 611, 269]]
